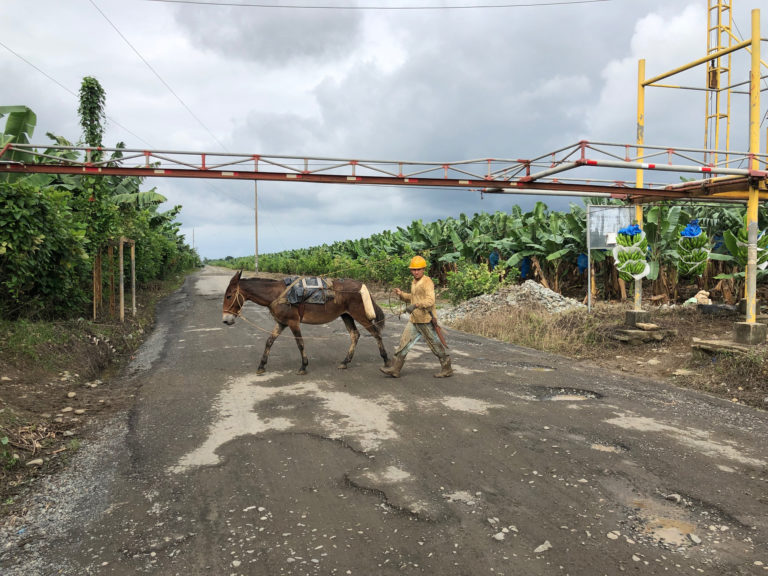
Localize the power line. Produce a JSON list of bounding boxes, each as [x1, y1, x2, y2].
[[0, 39, 151, 147], [138, 0, 610, 9], [88, 0, 249, 222], [89, 0, 229, 152], [1, 17, 249, 219]]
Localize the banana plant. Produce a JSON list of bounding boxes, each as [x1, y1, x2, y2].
[[441, 225, 494, 263], [0, 106, 38, 182], [714, 214, 768, 281], [643, 204, 687, 282]]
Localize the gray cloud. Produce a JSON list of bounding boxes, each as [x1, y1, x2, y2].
[[173, 5, 363, 65]]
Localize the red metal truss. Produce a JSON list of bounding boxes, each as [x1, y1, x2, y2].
[[2, 140, 767, 202]]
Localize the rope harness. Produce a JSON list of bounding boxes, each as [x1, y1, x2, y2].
[[224, 286, 247, 318]]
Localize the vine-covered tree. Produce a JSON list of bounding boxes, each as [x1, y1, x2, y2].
[[78, 76, 106, 150]]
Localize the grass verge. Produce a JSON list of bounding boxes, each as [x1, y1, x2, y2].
[[449, 302, 619, 359]]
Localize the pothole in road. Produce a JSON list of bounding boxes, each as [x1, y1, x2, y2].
[[632, 497, 698, 548], [590, 442, 628, 454], [535, 387, 603, 401]]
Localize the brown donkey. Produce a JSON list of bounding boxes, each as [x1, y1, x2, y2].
[[222, 271, 390, 374]]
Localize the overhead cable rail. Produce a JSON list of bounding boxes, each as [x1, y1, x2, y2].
[[2, 140, 767, 203]]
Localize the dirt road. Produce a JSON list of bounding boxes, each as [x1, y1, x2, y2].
[[2, 266, 767, 575]]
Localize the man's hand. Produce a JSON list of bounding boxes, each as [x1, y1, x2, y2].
[[393, 288, 402, 297]]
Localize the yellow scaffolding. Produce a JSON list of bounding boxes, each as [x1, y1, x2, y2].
[[706, 0, 734, 166], [637, 5, 767, 341]]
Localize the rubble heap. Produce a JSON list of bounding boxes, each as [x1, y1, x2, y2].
[[440, 280, 585, 324]]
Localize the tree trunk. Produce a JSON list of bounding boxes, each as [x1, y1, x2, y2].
[[531, 257, 551, 290], [618, 277, 627, 301]]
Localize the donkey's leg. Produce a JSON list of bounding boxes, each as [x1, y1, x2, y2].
[[257, 322, 286, 375], [338, 314, 360, 369], [287, 322, 309, 375], [360, 317, 391, 367]]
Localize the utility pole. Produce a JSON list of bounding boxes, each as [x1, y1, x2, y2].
[[254, 179, 259, 273]]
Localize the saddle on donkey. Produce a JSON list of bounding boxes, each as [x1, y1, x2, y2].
[[279, 276, 335, 305]]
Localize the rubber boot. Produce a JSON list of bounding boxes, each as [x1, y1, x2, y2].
[[380, 355, 405, 378], [434, 356, 453, 378]]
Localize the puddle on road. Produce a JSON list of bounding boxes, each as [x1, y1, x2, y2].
[[602, 476, 701, 549], [632, 497, 696, 547]]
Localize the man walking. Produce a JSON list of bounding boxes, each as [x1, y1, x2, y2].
[[380, 256, 453, 378]]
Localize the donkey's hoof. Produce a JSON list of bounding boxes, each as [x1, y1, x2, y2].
[[337, 363, 349, 370], [256, 368, 266, 376], [297, 369, 307, 375]]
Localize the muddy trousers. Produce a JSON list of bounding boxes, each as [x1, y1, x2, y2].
[[394, 322, 447, 361]]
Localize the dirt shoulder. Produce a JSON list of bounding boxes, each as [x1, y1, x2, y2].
[[0, 279, 178, 520], [571, 304, 768, 408]]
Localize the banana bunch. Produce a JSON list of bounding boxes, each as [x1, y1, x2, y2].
[[617, 260, 648, 280], [614, 226, 650, 282], [677, 224, 709, 278], [678, 249, 709, 277], [679, 233, 708, 250], [616, 233, 648, 250], [733, 226, 768, 268], [735, 225, 768, 248], [616, 248, 645, 264]]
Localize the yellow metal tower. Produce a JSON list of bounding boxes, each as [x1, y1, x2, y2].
[[705, 0, 733, 166]]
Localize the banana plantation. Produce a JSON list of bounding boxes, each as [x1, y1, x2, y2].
[[1, 90, 200, 321], [214, 200, 768, 305]]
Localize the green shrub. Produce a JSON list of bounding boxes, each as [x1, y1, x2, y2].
[[445, 262, 509, 304], [0, 181, 90, 319]]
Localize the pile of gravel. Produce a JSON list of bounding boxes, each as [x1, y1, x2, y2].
[[440, 280, 585, 324]]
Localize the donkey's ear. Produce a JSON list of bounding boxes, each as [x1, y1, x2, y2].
[[236, 269, 242, 279]]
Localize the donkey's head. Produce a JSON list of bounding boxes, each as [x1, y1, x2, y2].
[[222, 270, 244, 325]]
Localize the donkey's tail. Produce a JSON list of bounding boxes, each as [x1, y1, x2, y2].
[[360, 284, 377, 320]]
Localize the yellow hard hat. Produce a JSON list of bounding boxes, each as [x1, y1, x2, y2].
[[409, 255, 427, 269]]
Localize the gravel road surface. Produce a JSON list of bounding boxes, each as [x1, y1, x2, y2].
[[2, 266, 766, 575]]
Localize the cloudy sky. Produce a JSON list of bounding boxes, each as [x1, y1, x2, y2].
[[1, 0, 766, 259]]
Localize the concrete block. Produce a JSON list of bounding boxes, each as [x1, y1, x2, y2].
[[625, 310, 651, 327], [738, 298, 763, 315], [733, 321, 768, 345], [612, 328, 676, 345]]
